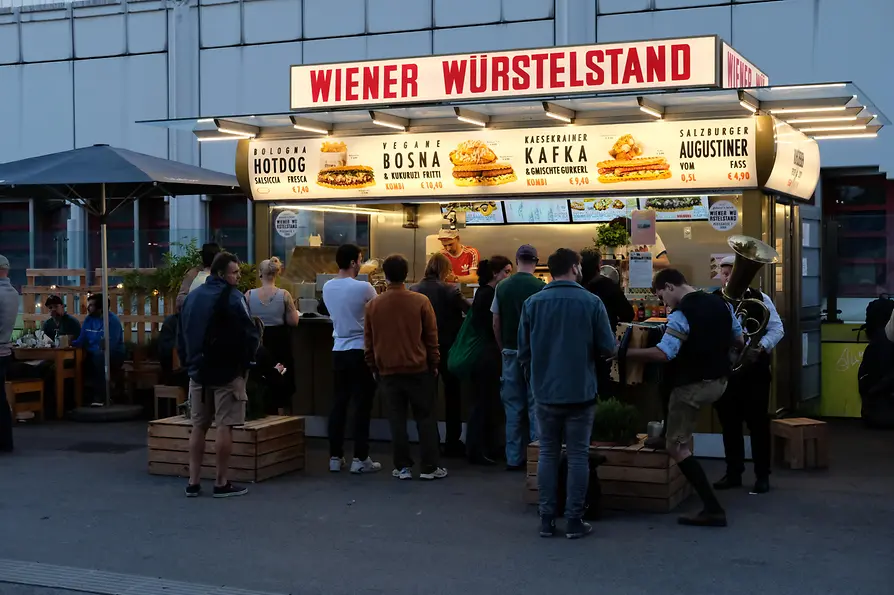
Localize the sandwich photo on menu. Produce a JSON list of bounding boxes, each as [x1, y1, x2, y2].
[[449, 140, 517, 187], [643, 196, 702, 212], [596, 134, 671, 184], [317, 165, 376, 189]]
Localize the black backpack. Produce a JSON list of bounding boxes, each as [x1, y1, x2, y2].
[[198, 285, 249, 386]]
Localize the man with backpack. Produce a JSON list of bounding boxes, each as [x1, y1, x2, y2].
[[178, 252, 260, 498], [858, 298, 894, 428]]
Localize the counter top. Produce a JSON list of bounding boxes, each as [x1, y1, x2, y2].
[[298, 315, 333, 324]]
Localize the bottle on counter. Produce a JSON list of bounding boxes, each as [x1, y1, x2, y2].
[[637, 302, 646, 322]]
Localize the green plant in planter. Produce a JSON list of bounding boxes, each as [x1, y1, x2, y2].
[[238, 262, 260, 294], [594, 219, 630, 249], [591, 397, 640, 445]]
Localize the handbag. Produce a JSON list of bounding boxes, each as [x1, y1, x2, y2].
[[447, 309, 485, 379]]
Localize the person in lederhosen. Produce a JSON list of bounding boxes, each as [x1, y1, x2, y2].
[[712, 256, 784, 494]]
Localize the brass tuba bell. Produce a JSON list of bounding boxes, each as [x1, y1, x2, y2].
[[722, 235, 779, 371]]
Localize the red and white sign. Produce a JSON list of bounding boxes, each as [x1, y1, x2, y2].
[[722, 43, 769, 88], [290, 37, 720, 110]]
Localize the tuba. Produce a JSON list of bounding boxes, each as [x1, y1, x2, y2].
[[722, 235, 780, 372]]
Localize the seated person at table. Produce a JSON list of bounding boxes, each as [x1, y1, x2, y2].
[[42, 295, 81, 341], [73, 293, 125, 407]]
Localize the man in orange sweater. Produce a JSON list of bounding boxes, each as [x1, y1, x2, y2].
[[364, 254, 446, 481]]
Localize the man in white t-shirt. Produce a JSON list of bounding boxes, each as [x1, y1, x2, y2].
[[322, 244, 382, 475]]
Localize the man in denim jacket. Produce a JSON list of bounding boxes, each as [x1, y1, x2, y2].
[[518, 248, 617, 540]]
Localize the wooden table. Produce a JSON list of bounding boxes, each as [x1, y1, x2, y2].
[[13, 347, 84, 419]]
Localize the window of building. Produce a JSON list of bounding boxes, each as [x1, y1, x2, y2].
[[822, 172, 894, 298], [138, 198, 170, 268], [208, 197, 249, 261], [0, 201, 30, 290], [34, 200, 72, 271], [87, 200, 135, 281]]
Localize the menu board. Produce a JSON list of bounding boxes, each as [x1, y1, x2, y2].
[[569, 197, 638, 222], [241, 118, 758, 201], [504, 200, 571, 224], [637, 196, 709, 221], [440, 201, 504, 225]]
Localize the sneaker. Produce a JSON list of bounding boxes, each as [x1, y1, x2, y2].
[[752, 476, 770, 494], [90, 402, 104, 408], [329, 457, 346, 472], [392, 467, 413, 480], [212, 482, 248, 498], [678, 509, 727, 527], [350, 457, 382, 474], [713, 475, 743, 490], [419, 467, 448, 481], [184, 483, 201, 498], [539, 516, 556, 538], [565, 519, 593, 540]]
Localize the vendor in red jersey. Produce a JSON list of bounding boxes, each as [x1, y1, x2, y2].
[[438, 229, 481, 284]]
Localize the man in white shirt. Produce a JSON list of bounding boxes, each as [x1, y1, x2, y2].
[[712, 255, 785, 495], [322, 244, 382, 475], [0, 255, 20, 452]]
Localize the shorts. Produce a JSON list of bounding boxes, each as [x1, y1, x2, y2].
[[189, 376, 248, 429], [666, 378, 728, 447]]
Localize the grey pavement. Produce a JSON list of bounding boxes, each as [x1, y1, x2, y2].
[[1, 420, 892, 595]]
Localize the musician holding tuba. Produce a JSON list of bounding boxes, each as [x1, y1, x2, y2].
[[712, 251, 784, 495], [622, 268, 744, 528]]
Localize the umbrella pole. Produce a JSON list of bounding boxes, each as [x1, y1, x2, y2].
[[101, 183, 112, 407]]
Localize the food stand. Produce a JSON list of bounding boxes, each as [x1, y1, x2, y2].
[[140, 35, 886, 454]]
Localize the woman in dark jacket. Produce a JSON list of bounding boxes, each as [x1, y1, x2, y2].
[[466, 255, 512, 464], [411, 253, 470, 457]]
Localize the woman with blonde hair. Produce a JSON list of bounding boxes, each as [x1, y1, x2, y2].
[[245, 257, 299, 413], [411, 252, 470, 457]]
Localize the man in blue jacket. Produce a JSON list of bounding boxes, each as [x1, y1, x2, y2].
[[72, 293, 125, 407], [178, 252, 260, 499], [518, 248, 617, 540]]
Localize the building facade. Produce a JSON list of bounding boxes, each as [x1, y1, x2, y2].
[[0, 0, 892, 320]]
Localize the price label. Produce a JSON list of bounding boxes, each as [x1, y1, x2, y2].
[[419, 181, 444, 190], [568, 176, 590, 186], [290, 185, 310, 195], [727, 171, 751, 182]]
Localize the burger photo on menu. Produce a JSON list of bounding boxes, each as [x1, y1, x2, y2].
[[643, 196, 702, 212], [596, 134, 671, 184], [317, 165, 376, 189], [449, 140, 517, 187]]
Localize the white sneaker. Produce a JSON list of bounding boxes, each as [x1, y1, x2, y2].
[[392, 467, 413, 480], [351, 457, 382, 474], [329, 457, 346, 472], [420, 468, 448, 481]]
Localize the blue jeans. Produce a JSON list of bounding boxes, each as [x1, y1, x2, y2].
[[500, 349, 538, 466], [536, 402, 596, 520]]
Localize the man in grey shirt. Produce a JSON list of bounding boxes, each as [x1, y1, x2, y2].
[[0, 254, 21, 452]]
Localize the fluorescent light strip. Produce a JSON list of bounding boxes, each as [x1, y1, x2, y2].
[[812, 133, 878, 140], [293, 124, 329, 134], [218, 126, 256, 137], [771, 83, 848, 91], [739, 100, 757, 114], [291, 205, 399, 216], [196, 134, 253, 142], [372, 119, 406, 131], [456, 115, 487, 127], [771, 105, 849, 115], [787, 116, 858, 124], [639, 105, 663, 119], [800, 124, 868, 133], [544, 110, 572, 123], [196, 118, 214, 123]]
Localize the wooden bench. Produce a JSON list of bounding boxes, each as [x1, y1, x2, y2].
[[771, 418, 829, 470], [5, 379, 45, 421], [153, 385, 187, 420]]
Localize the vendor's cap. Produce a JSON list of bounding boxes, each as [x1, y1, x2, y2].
[[720, 255, 736, 267], [0, 254, 8, 270], [516, 244, 539, 261], [437, 229, 459, 240]]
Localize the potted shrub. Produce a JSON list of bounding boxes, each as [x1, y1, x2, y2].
[[591, 397, 639, 446], [593, 219, 630, 260]]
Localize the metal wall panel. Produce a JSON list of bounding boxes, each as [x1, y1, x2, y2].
[[502, 0, 554, 22], [0, 62, 74, 160], [20, 13, 71, 62], [74, 14, 127, 58], [366, 31, 432, 60], [73, 54, 168, 156], [302, 35, 367, 64], [433, 20, 554, 53], [367, 0, 432, 33], [433, 0, 501, 28], [303, 0, 366, 39], [199, 3, 241, 48], [127, 9, 168, 54], [0, 22, 19, 64], [731, 0, 816, 84], [243, 0, 302, 44]]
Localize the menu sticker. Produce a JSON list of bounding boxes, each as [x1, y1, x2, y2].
[[243, 118, 758, 201], [570, 197, 636, 222], [708, 200, 738, 231], [504, 199, 570, 224], [629, 252, 654, 288], [274, 210, 299, 238]]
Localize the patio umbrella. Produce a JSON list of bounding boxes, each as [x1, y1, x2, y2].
[[0, 144, 243, 410]]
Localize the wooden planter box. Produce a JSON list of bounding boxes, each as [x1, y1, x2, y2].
[[148, 415, 305, 483], [525, 436, 692, 513]]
